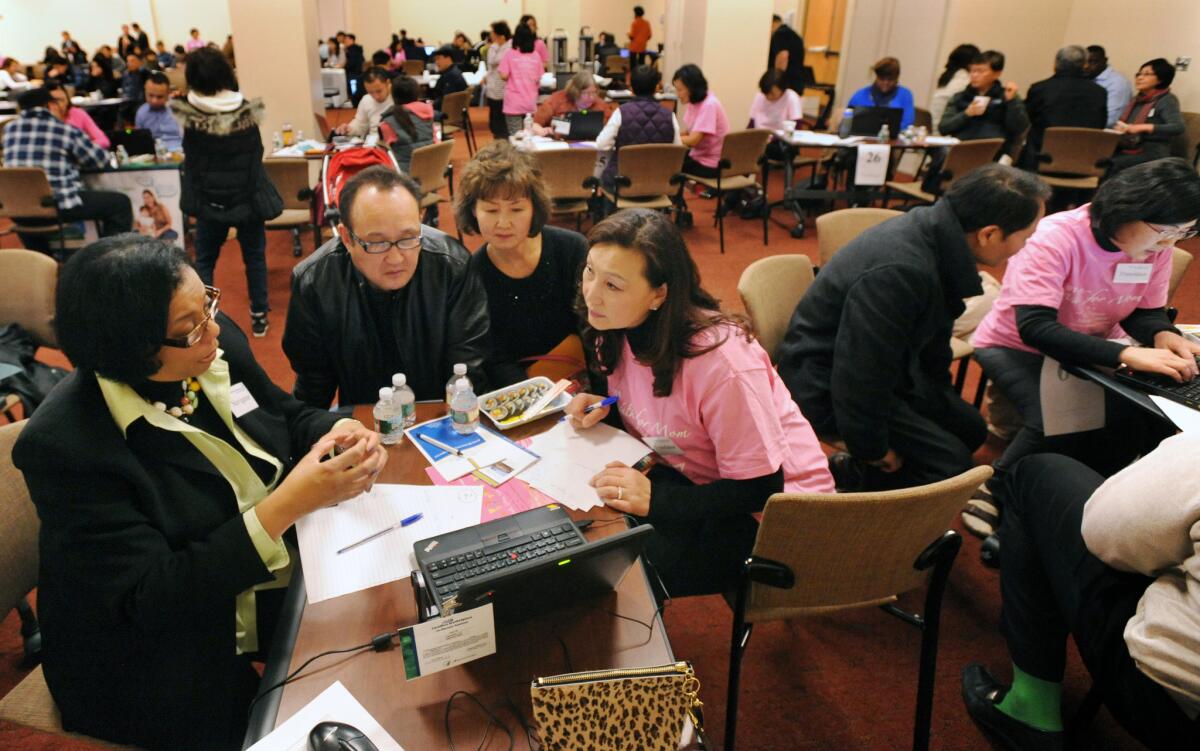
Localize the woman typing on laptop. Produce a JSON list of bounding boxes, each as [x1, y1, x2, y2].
[[565, 209, 834, 598]]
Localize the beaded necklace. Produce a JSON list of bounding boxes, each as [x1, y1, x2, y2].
[[149, 377, 202, 419]]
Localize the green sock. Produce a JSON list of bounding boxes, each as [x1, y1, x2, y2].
[[995, 664, 1063, 732]]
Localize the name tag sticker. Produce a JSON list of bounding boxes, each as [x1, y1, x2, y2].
[[644, 436, 684, 456], [229, 383, 259, 418], [1113, 263, 1153, 284], [552, 118, 570, 135], [398, 603, 496, 680]]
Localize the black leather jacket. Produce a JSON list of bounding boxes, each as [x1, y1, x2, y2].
[[283, 229, 491, 406]]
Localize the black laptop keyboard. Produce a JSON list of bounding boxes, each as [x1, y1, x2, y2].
[[424, 523, 585, 601], [1115, 358, 1200, 410]]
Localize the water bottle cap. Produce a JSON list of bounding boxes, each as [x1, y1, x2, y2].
[[379, 387, 393, 400], [455, 378, 469, 391], [453, 363, 467, 375], [392, 373, 406, 387]]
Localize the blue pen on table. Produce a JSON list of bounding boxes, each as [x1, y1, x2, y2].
[[336, 513, 423, 555], [584, 395, 619, 414]]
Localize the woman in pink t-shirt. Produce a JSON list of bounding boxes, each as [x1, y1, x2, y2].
[[971, 158, 1200, 521], [749, 69, 803, 163], [672, 64, 729, 178], [498, 23, 544, 136], [565, 209, 834, 596]]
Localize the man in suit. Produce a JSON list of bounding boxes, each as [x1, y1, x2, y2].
[[1020, 45, 1108, 169]]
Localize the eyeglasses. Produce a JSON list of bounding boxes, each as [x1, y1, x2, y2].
[[1144, 222, 1198, 242], [346, 226, 423, 254], [162, 286, 220, 348]]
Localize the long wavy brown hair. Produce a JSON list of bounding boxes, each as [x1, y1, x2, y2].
[[577, 209, 751, 397]]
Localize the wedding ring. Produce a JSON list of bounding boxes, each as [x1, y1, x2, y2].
[[617, 487, 623, 501]]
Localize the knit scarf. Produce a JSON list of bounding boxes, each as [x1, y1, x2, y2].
[[1117, 87, 1169, 153]]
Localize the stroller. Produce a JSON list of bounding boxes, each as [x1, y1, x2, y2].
[[316, 145, 404, 230]]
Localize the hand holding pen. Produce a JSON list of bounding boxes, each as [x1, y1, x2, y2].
[[565, 394, 618, 429]]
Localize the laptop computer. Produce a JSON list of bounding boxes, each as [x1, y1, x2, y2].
[[108, 127, 156, 156], [1114, 357, 1200, 410], [849, 106, 902, 138], [565, 110, 605, 141], [413, 504, 653, 623]]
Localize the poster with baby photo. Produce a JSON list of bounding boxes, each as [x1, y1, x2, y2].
[[82, 165, 184, 248]]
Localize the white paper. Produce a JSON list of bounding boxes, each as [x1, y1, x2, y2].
[[296, 485, 483, 603], [854, 143, 890, 186], [398, 603, 497, 677], [520, 421, 651, 510], [246, 681, 405, 751], [1150, 395, 1200, 435], [1113, 263, 1154, 284], [921, 135, 961, 146], [781, 130, 841, 147], [1040, 357, 1106, 436]]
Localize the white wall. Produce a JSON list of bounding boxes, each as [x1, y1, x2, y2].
[[317, 0, 348, 42], [0, 0, 133, 63], [836, 0, 947, 112], [387, 0, 513, 47], [700, 0, 773, 127], [1064, 0, 1200, 110], [154, 1, 231, 51]]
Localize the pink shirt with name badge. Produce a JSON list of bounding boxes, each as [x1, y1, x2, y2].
[[683, 93, 730, 169], [972, 204, 1174, 353], [607, 324, 834, 493]]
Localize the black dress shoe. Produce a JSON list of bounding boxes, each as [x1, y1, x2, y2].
[[962, 663, 1063, 751]]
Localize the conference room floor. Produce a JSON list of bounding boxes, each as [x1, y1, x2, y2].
[[1, 106, 1196, 750]]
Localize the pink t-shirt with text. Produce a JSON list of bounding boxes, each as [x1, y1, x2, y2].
[[499, 50, 543, 115], [972, 204, 1174, 353], [748, 89, 802, 132], [607, 325, 835, 494], [683, 93, 729, 169]]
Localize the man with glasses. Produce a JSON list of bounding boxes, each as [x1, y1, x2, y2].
[[283, 166, 491, 407]]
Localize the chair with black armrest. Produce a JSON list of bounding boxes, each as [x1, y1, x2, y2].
[[533, 148, 601, 232], [0, 168, 89, 258], [263, 157, 319, 257], [681, 129, 773, 253], [603, 143, 688, 221], [883, 138, 1004, 208]]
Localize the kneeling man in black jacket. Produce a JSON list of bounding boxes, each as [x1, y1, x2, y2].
[[284, 166, 491, 406], [777, 165, 1050, 491]]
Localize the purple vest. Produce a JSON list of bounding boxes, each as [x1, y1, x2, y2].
[[602, 97, 676, 189]]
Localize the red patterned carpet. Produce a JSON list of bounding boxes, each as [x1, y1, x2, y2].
[[2, 106, 1196, 750]]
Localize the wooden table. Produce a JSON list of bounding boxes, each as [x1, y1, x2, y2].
[[244, 403, 674, 750]]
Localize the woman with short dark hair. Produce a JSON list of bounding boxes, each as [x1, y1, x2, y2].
[[971, 157, 1200, 535], [456, 140, 586, 386], [1109, 58, 1185, 174], [171, 47, 283, 337], [564, 209, 834, 597], [13, 235, 385, 750], [672, 64, 729, 178]]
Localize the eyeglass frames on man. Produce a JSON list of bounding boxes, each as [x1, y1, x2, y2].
[[345, 226, 423, 254]]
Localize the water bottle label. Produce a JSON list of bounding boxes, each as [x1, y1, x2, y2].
[[451, 406, 479, 424], [401, 402, 415, 422]]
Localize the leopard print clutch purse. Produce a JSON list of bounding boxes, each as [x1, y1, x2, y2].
[[531, 661, 704, 750]]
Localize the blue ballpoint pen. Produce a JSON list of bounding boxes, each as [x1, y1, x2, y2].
[[584, 395, 619, 414], [337, 513, 423, 554]]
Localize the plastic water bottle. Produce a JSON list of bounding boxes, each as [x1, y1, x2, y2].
[[877, 123, 890, 142], [391, 373, 416, 428], [373, 387, 403, 445], [838, 108, 854, 138], [154, 138, 167, 162], [115, 144, 129, 166], [523, 113, 533, 134], [272, 131, 283, 150], [296, 129, 305, 144], [445, 362, 470, 405], [449, 378, 479, 435]]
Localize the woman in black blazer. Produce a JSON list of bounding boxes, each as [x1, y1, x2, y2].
[[13, 235, 386, 750]]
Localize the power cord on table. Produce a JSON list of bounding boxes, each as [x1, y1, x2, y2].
[[248, 630, 399, 713]]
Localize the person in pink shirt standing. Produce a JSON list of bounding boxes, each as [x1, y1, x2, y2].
[[971, 157, 1200, 546], [498, 23, 544, 136], [46, 81, 110, 148], [565, 208, 834, 597], [185, 28, 206, 53], [518, 15, 549, 69]]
